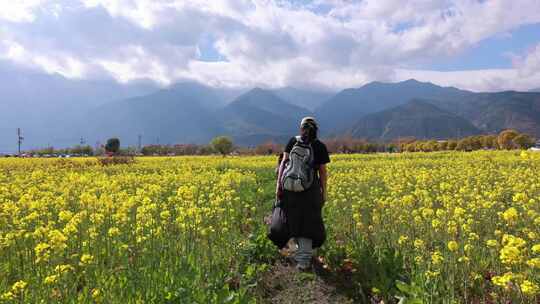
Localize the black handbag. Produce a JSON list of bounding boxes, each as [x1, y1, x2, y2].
[[267, 199, 290, 249]]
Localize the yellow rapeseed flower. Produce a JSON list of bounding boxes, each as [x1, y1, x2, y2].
[[11, 280, 27, 294], [108, 227, 120, 237], [526, 258, 540, 269], [44, 274, 59, 285], [447, 241, 459, 252], [486, 239, 498, 247], [500, 246, 522, 265], [80, 254, 94, 266], [520, 280, 539, 296], [414, 239, 425, 250], [398, 235, 409, 245], [431, 251, 444, 266], [502, 207, 519, 224], [492, 272, 514, 288]]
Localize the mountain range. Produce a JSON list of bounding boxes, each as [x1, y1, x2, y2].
[[314, 79, 473, 133], [67, 80, 540, 146], [349, 99, 481, 140], [0, 63, 158, 151], [2, 67, 540, 151]]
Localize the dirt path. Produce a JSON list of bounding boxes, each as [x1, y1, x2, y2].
[[256, 243, 367, 304]]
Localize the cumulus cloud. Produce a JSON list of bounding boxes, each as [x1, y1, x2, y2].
[[0, 0, 539, 91], [0, 0, 45, 23], [397, 41, 540, 92], [515, 43, 540, 78], [0, 38, 87, 78]]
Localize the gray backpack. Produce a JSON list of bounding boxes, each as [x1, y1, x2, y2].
[[281, 136, 315, 192]]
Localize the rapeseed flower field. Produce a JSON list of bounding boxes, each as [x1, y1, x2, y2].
[[0, 152, 539, 303]]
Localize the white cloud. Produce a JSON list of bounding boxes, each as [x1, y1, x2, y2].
[[0, 0, 539, 91], [0, 39, 86, 78], [0, 0, 44, 23], [516, 43, 540, 78], [397, 42, 540, 93], [81, 0, 172, 29], [94, 45, 178, 85]]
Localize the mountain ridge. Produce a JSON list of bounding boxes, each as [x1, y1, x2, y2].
[[350, 99, 481, 140], [314, 78, 474, 133], [4, 74, 540, 150], [271, 87, 334, 111], [219, 88, 312, 145]]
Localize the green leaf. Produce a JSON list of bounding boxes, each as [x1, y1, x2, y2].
[[396, 280, 412, 294]]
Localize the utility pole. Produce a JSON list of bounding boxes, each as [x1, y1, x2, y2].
[[156, 136, 160, 145], [80, 137, 86, 146], [138, 134, 142, 151], [17, 128, 24, 156]]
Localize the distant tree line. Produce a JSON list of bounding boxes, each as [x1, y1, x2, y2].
[[24, 145, 94, 157], [140, 136, 237, 156], [16, 130, 537, 158], [323, 130, 535, 153], [141, 144, 214, 156], [397, 130, 535, 153]]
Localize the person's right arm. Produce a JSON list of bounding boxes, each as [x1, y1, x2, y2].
[[276, 152, 289, 199]]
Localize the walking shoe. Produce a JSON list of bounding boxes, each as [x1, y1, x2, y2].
[[295, 263, 312, 272]]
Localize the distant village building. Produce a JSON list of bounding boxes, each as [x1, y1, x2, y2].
[[529, 140, 540, 151]]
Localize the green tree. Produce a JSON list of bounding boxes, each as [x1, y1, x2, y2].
[[480, 135, 497, 149], [427, 140, 438, 152], [210, 136, 234, 156], [513, 133, 535, 149], [405, 143, 416, 152], [105, 138, 121, 155], [469, 136, 483, 150], [437, 141, 448, 151], [455, 139, 466, 151], [456, 137, 474, 151], [497, 129, 519, 150], [70, 145, 94, 156]]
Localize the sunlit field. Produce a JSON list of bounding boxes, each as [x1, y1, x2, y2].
[[1, 152, 539, 303]]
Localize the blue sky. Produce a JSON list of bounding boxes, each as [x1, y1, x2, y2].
[[0, 0, 539, 92], [426, 23, 540, 71]]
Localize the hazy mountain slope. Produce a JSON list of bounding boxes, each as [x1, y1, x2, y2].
[[86, 84, 225, 146], [220, 88, 312, 145], [315, 79, 473, 133], [448, 92, 540, 137], [350, 99, 481, 140], [0, 64, 156, 151], [4, 69, 540, 151], [272, 87, 334, 111]]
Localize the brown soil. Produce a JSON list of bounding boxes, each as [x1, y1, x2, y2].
[[256, 242, 367, 304]]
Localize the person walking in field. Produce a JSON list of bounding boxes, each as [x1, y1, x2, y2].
[[276, 117, 330, 271]]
